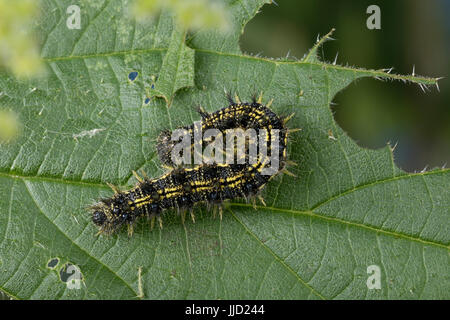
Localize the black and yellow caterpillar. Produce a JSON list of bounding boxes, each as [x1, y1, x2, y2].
[[90, 93, 298, 236]]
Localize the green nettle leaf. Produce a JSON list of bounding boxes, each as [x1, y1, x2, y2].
[[0, 0, 448, 300]]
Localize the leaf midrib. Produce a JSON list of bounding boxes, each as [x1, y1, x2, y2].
[[40, 47, 438, 84], [1, 168, 447, 250], [230, 168, 449, 250], [231, 202, 448, 250]]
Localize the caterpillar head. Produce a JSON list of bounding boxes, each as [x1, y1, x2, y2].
[[90, 195, 133, 235]]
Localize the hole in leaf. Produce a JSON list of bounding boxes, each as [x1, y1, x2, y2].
[[332, 79, 448, 172], [47, 258, 59, 269], [59, 263, 83, 283]]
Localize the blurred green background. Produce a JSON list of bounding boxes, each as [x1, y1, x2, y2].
[[241, 0, 450, 172]]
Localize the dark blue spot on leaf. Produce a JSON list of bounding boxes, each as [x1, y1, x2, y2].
[[144, 97, 150, 104], [128, 71, 138, 81]]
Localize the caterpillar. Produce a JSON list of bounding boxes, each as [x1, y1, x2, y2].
[[90, 93, 298, 236]]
